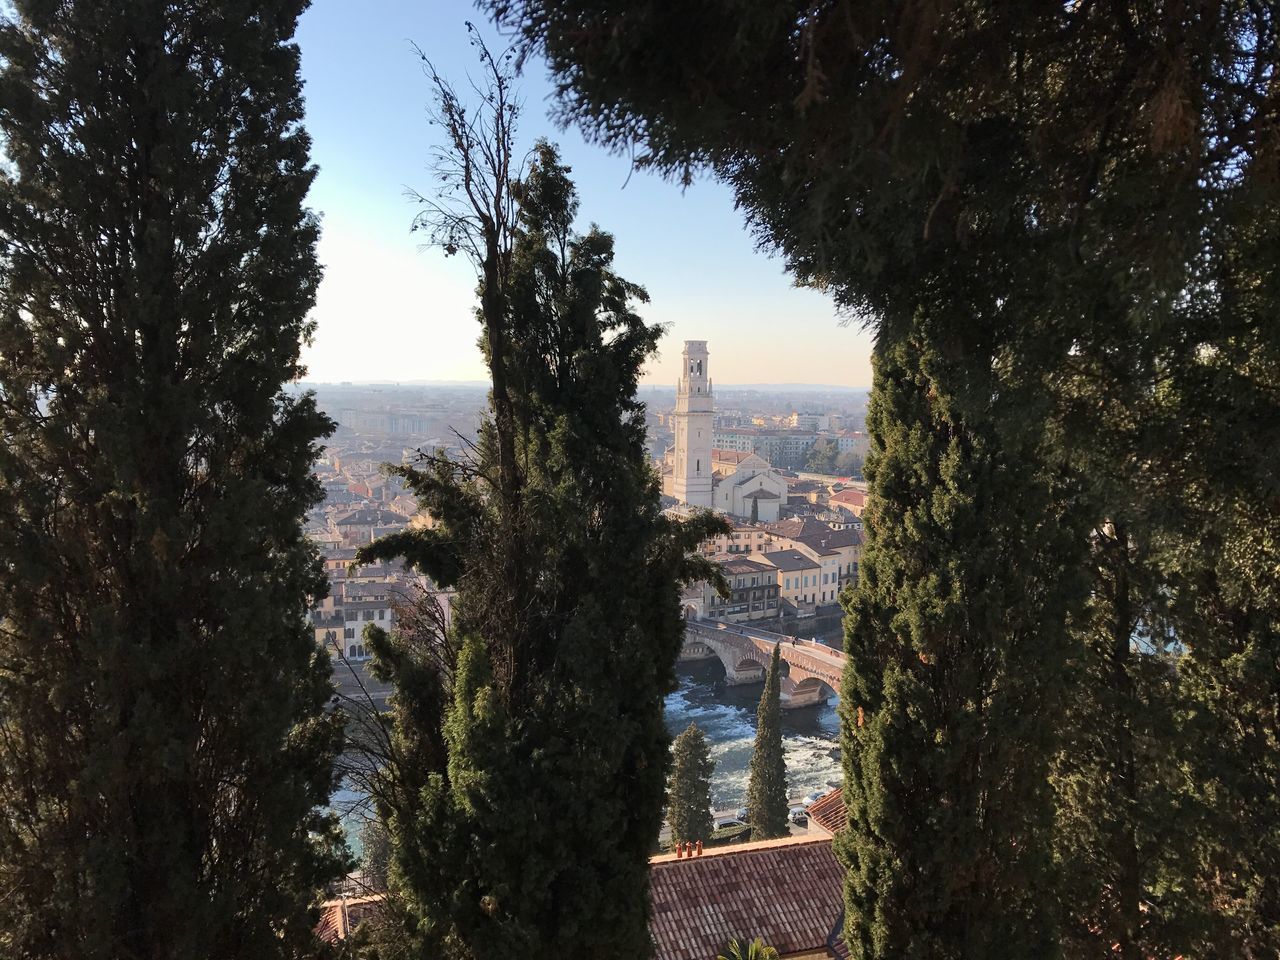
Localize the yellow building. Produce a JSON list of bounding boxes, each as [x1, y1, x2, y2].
[[764, 518, 862, 606], [759, 548, 824, 612]]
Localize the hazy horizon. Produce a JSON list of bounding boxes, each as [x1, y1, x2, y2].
[[300, 379, 872, 392], [294, 0, 876, 389]]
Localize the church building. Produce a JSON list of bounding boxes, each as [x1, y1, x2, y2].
[[662, 340, 786, 522]]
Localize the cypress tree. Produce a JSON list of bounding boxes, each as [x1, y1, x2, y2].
[[838, 319, 1087, 960], [668, 723, 715, 847], [746, 645, 789, 840], [356, 58, 726, 955], [0, 2, 345, 958], [1049, 512, 1191, 960], [1115, 190, 1280, 958], [1172, 499, 1280, 958], [1169, 155, 1280, 960]]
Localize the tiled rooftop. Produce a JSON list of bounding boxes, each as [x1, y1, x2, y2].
[[649, 835, 844, 960], [828, 488, 866, 506], [806, 789, 847, 836]]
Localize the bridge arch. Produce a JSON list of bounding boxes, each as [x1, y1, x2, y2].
[[680, 619, 848, 700], [793, 675, 838, 699]]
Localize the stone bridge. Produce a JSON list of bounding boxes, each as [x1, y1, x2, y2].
[[680, 618, 846, 709]]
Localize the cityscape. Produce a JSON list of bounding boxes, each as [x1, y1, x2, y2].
[[309, 342, 868, 885], [0, 4, 1275, 960]]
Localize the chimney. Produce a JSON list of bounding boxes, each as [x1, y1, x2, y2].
[[676, 844, 683, 859], [695, 840, 703, 857]]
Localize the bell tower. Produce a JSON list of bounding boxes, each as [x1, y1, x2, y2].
[[672, 340, 714, 508]]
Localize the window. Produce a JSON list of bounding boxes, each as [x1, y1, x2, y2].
[[349, 645, 357, 658], [344, 628, 355, 640], [378, 609, 386, 620], [696, 459, 700, 474], [345, 610, 357, 622], [362, 610, 374, 621]]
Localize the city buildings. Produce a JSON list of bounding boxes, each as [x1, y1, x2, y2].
[[663, 340, 788, 522], [759, 548, 823, 613], [706, 556, 780, 621]]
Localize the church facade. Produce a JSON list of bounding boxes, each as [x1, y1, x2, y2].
[[711, 452, 785, 521]]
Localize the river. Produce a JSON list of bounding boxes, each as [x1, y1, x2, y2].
[[665, 657, 843, 809], [334, 647, 845, 855]]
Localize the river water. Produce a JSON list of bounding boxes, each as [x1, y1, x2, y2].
[[665, 658, 843, 808], [335, 650, 845, 855]]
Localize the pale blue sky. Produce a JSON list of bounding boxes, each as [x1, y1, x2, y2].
[[295, 0, 874, 387]]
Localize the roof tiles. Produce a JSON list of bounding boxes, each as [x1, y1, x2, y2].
[[806, 789, 848, 836], [649, 836, 843, 960]]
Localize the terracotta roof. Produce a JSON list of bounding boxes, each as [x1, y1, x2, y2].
[[742, 489, 780, 499], [807, 788, 847, 835], [649, 835, 844, 960], [316, 893, 385, 943], [828, 489, 866, 506]]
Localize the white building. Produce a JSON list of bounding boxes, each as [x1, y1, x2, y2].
[[663, 340, 786, 521], [788, 412, 830, 431], [711, 452, 786, 522], [666, 340, 714, 508]]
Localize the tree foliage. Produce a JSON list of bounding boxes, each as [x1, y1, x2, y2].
[[746, 645, 789, 841], [0, 2, 346, 957], [479, 2, 1280, 954], [840, 320, 1087, 960], [668, 723, 715, 847], [717, 937, 780, 960], [804, 439, 862, 479], [360, 818, 393, 894], [354, 41, 727, 959]]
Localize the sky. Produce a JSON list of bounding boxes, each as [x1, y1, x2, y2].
[[295, 0, 875, 388]]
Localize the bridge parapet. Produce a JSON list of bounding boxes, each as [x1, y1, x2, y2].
[[681, 618, 846, 709]]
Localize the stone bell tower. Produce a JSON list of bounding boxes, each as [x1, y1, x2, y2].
[[671, 340, 714, 508]]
